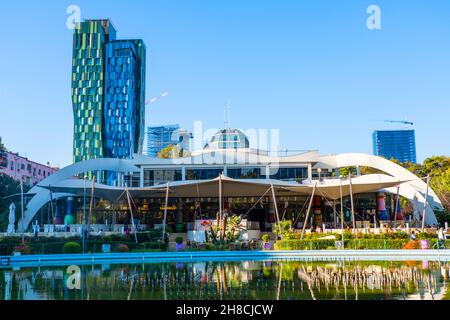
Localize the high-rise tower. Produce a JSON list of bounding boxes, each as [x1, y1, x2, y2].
[[372, 130, 417, 163], [71, 19, 146, 163]]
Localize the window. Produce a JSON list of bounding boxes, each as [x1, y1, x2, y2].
[[227, 167, 263, 179], [270, 167, 308, 182], [143, 169, 182, 186], [186, 168, 223, 181]]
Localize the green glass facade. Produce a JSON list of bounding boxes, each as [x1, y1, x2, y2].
[[71, 19, 146, 164]]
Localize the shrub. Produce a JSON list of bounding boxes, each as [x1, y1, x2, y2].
[[140, 242, 167, 251], [403, 240, 420, 250], [261, 234, 271, 243], [204, 243, 216, 251], [13, 244, 33, 255], [116, 244, 130, 252], [346, 239, 407, 249], [274, 240, 336, 250], [273, 221, 294, 239], [175, 237, 183, 244], [274, 239, 414, 250], [102, 236, 113, 243], [63, 242, 81, 254], [111, 234, 128, 242], [416, 232, 437, 240]]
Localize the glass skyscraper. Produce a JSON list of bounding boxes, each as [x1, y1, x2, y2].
[[71, 19, 146, 163], [146, 125, 192, 157], [372, 130, 417, 163]]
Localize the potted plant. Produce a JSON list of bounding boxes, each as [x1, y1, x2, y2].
[[262, 234, 271, 250], [175, 237, 184, 251]]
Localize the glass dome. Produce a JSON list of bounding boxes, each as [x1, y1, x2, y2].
[[204, 129, 250, 150]]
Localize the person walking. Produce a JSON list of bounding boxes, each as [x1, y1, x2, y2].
[[438, 227, 446, 249]]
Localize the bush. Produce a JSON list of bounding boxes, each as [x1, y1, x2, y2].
[[261, 234, 271, 243], [416, 232, 437, 240], [274, 240, 336, 250], [111, 234, 128, 242], [13, 244, 33, 255], [141, 242, 167, 251], [273, 221, 294, 239], [102, 236, 113, 243], [63, 242, 82, 254], [175, 237, 183, 244], [116, 244, 130, 252], [274, 239, 417, 250], [346, 239, 407, 249], [204, 243, 216, 251], [403, 240, 420, 250]]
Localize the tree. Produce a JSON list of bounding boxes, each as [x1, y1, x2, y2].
[[0, 174, 30, 231], [157, 145, 191, 159], [390, 156, 450, 212], [338, 167, 357, 177]]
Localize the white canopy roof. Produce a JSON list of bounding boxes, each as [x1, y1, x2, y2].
[[40, 174, 408, 201]]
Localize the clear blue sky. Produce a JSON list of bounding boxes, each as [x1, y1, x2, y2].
[[0, 0, 449, 167]]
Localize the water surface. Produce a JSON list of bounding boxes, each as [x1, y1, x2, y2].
[[1, 260, 448, 300]]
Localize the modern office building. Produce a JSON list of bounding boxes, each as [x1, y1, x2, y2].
[[372, 130, 417, 163], [146, 125, 192, 157], [71, 19, 146, 163]]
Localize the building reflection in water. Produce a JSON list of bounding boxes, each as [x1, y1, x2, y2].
[[0, 260, 449, 300]]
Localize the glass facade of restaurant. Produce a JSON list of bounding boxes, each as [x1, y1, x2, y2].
[[270, 167, 308, 182], [143, 169, 183, 186], [186, 168, 224, 180], [227, 167, 264, 179]]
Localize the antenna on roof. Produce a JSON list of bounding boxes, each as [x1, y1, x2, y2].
[[224, 100, 231, 130]]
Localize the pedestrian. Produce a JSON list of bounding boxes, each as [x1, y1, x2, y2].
[[438, 227, 446, 249]]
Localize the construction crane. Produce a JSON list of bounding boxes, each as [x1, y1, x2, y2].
[[383, 120, 414, 128], [146, 91, 169, 105]]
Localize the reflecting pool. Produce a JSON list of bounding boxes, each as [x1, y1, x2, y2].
[[1, 260, 449, 300]]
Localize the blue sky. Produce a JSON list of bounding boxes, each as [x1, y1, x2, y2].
[[0, 0, 449, 167]]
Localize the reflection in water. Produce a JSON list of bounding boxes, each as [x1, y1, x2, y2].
[[1, 260, 449, 300]]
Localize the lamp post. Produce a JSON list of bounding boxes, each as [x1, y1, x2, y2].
[[317, 168, 322, 183], [421, 175, 430, 231], [82, 176, 87, 254], [21, 179, 25, 244]]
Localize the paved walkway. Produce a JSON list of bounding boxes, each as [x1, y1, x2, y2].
[[2, 250, 450, 268]]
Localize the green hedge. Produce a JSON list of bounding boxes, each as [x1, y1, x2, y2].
[[63, 242, 82, 254], [285, 231, 436, 241], [274, 239, 449, 250]]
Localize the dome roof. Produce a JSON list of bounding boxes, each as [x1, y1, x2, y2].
[[204, 129, 250, 150]]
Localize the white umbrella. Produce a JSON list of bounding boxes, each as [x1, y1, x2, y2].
[[7, 203, 15, 234]]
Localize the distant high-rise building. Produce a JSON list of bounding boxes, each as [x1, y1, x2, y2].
[[372, 130, 417, 163], [71, 19, 146, 163], [146, 125, 192, 157]]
